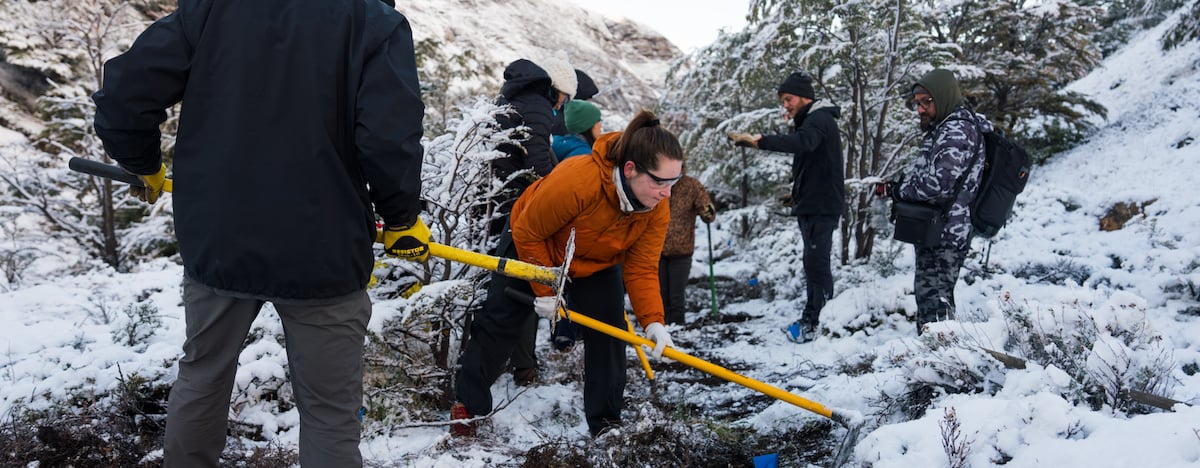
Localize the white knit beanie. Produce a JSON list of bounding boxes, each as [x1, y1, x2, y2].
[[537, 50, 576, 100]]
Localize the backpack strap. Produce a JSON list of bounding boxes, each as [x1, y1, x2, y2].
[[935, 115, 986, 217]]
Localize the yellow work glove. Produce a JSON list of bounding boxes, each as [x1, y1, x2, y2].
[[128, 163, 168, 203], [727, 132, 761, 149], [383, 218, 431, 262]]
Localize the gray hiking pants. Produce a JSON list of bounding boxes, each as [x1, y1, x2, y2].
[[165, 276, 371, 467]]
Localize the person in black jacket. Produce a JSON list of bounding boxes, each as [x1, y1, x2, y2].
[[91, 1, 428, 465], [728, 71, 844, 343], [491, 52, 575, 386], [491, 53, 576, 202]]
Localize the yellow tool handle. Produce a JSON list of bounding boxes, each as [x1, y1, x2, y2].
[[428, 243, 559, 285], [566, 307, 835, 420], [373, 231, 560, 286], [624, 312, 655, 380], [501, 286, 853, 424]]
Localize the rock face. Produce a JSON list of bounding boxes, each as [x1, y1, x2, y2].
[[400, 0, 682, 122]]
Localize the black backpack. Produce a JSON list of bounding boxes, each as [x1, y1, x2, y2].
[[971, 130, 1031, 237]]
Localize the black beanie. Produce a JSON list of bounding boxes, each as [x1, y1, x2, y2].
[[778, 72, 815, 100]]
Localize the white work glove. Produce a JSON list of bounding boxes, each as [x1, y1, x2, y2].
[[533, 296, 560, 321], [727, 132, 761, 149], [643, 322, 674, 359]]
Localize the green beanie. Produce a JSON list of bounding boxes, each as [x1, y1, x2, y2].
[[914, 68, 964, 125], [564, 100, 601, 134]]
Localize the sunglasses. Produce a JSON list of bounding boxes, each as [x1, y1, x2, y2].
[[911, 96, 935, 110], [633, 161, 681, 187]]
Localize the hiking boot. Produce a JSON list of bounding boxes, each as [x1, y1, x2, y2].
[[802, 323, 817, 342], [590, 419, 622, 438], [512, 367, 538, 386], [553, 336, 575, 353], [449, 402, 476, 437]]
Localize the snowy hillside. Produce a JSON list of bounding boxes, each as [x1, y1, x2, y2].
[[401, 0, 680, 122], [1, 4, 1199, 468]]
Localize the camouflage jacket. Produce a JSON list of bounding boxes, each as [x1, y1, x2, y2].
[[897, 106, 993, 249]]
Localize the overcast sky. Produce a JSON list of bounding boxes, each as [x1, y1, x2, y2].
[[564, 0, 750, 52]]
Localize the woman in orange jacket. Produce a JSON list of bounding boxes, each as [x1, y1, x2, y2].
[[453, 110, 682, 438]]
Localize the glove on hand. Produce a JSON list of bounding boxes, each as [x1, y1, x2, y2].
[[127, 163, 167, 203], [727, 132, 761, 148], [383, 218, 431, 262], [643, 322, 674, 359], [700, 203, 716, 223], [533, 296, 561, 321], [872, 181, 890, 198]]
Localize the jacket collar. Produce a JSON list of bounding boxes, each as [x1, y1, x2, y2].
[[591, 132, 650, 214], [613, 166, 650, 213]]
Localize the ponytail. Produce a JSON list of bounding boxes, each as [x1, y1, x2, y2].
[[606, 110, 684, 170]]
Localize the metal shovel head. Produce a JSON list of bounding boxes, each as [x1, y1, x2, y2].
[[550, 228, 576, 322]]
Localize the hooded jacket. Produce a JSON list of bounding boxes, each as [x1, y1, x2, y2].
[[494, 59, 558, 181], [898, 70, 993, 249], [510, 132, 669, 328], [92, 0, 424, 301], [757, 100, 845, 216]]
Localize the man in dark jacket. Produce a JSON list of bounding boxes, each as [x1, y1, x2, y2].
[[728, 71, 844, 343], [877, 69, 993, 334], [91, 1, 428, 465]]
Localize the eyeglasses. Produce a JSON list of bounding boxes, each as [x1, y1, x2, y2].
[[911, 96, 935, 111], [633, 161, 681, 187]]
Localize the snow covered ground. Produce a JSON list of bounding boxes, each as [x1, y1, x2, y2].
[[2, 10, 1200, 468]]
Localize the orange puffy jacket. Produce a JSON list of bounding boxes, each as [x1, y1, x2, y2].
[[510, 132, 669, 328]]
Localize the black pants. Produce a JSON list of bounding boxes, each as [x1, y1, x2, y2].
[[658, 254, 692, 325], [456, 238, 627, 435], [797, 215, 838, 326]]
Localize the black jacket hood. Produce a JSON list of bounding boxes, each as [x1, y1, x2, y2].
[[500, 59, 553, 100]]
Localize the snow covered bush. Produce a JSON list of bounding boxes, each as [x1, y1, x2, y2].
[[903, 328, 1008, 409], [110, 299, 161, 349], [999, 294, 1176, 413]]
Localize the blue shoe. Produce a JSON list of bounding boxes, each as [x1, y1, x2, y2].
[[783, 322, 803, 343], [783, 321, 815, 343]]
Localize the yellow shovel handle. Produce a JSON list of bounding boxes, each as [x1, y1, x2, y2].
[[624, 312, 655, 380]]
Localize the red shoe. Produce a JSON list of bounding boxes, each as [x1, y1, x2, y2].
[[449, 402, 476, 437]]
